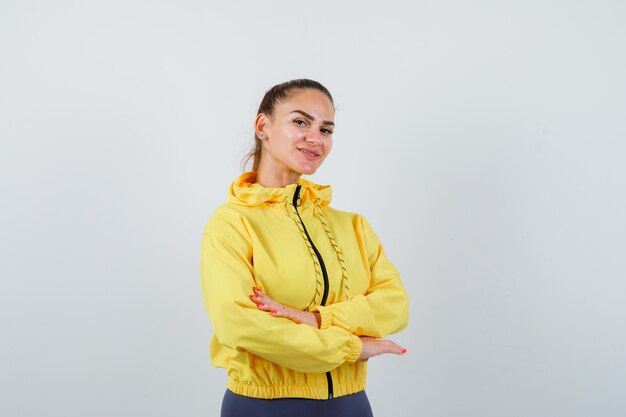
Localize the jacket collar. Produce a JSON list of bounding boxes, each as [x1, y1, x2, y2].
[[227, 171, 332, 208]]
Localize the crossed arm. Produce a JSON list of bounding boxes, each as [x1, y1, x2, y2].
[[202, 210, 408, 367], [249, 287, 407, 360]]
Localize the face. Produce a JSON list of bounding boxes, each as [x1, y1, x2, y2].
[[256, 89, 335, 176]]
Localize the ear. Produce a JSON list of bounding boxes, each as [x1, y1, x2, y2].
[[255, 113, 271, 139]]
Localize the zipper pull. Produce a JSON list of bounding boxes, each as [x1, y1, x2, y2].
[[292, 184, 302, 208]]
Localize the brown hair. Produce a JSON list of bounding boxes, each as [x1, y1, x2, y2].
[[241, 79, 334, 172]]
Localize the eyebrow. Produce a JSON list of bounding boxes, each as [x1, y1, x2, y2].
[[290, 110, 335, 127]]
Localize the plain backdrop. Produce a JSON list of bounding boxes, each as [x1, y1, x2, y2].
[[1, 1, 625, 416]]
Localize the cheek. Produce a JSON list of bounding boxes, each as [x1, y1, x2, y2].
[[325, 139, 333, 154], [282, 124, 301, 138]]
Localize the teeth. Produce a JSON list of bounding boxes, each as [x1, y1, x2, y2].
[[299, 148, 317, 156]]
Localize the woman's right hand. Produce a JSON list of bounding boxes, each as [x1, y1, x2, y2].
[[358, 336, 407, 361]]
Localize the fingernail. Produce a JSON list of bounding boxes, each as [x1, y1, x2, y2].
[[249, 295, 256, 300], [401, 348, 407, 354], [270, 310, 277, 314], [258, 304, 264, 308], [253, 287, 261, 292]]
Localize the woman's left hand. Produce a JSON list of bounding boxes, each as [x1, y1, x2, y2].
[[250, 287, 321, 329]]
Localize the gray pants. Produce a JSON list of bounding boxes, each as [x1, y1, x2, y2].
[[221, 389, 374, 417]]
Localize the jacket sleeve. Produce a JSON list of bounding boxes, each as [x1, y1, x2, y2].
[[200, 207, 362, 374], [312, 214, 409, 338]]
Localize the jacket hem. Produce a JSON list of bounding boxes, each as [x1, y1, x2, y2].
[[227, 377, 367, 400]]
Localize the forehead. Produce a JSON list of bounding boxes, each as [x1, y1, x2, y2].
[[275, 89, 335, 120]]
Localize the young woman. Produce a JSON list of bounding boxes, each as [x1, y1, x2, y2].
[[200, 79, 409, 417]]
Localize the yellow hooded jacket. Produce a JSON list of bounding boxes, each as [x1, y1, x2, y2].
[[200, 171, 409, 399]]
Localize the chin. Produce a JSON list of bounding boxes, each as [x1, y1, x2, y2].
[[298, 164, 320, 176]]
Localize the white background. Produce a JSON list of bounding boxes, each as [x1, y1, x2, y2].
[[1, 1, 625, 416]]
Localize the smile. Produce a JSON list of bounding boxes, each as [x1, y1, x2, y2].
[[297, 147, 320, 158]]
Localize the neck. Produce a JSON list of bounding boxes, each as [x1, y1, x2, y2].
[[255, 160, 302, 188]]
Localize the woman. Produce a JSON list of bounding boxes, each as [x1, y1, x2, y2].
[[200, 79, 409, 417]]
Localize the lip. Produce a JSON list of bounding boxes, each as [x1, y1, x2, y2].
[[297, 147, 321, 159]]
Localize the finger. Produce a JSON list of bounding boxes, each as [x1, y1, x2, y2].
[[249, 295, 275, 311], [258, 297, 283, 311], [252, 287, 266, 297], [390, 346, 408, 355], [381, 341, 407, 355], [251, 289, 278, 307], [249, 296, 281, 313], [250, 288, 264, 300], [248, 294, 264, 305], [256, 303, 273, 312], [249, 291, 276, 306]]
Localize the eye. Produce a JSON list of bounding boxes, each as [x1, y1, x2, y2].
[[293, 118, 307, 126], [321, 128, 333, 135]]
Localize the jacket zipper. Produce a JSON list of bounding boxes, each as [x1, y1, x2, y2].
[[292, 184, 334, 400]]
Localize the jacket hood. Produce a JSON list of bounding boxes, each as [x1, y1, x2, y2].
[[227, 171, 333, 207]]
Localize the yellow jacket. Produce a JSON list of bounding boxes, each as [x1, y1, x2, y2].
[[200, 171, 409, 399]]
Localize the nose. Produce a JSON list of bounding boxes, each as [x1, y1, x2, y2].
[[305, 131, 321, 144]]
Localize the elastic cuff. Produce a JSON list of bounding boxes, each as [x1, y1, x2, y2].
[[344, 334, 362, 364], [315, 306, 333, 330]]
